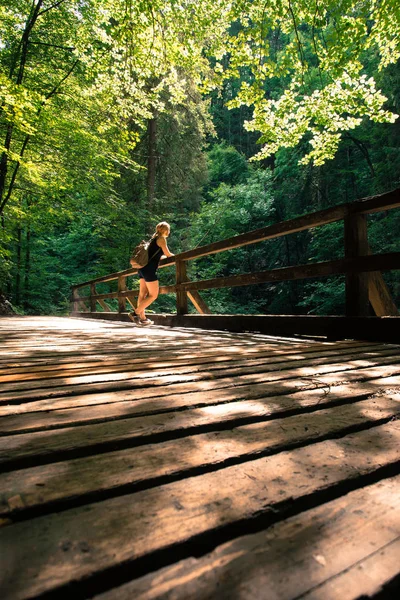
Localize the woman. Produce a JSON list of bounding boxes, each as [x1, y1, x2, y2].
[[129, 221, 174, 326]]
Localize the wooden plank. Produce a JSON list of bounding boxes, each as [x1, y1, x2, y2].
[[0, 334, 273, 356], [176, 253, 400, 293], [187, 290, 211, 314], [93, 291, 141, 301], [175, 260, 188, 315], [0, 341, 310, 364], [72, 268, 139, 289], [369, 271, 399, 316], [90, 291, 125, 300], [0, 327, 382, 347], [2, 364, 400, 417], [1, 375, 398, 434], [0, 350, 399, 402], [0, 340, 375, 375], [94, 476, 400, 600], [164, 204, 348, 264], [90, 282, 96, 313], [0, 320, 283, 340], [2, 346, 398, 391], [350, 186, 400, 215], [1, 422, 399, 599], [0, 341, 300, 367], [0, 330, 277, 357], [344, 213, 369, 316], [1, 389, 399, 469], [97, 299, 111, 312], [147, 314, 400, 342], [0, 344, 389, 384], [117, 276, 126, 313], [78, 299, 89, 312], [1, 394, 399, 513], [0, 331, 377, 355], [72, 272, 175, 291], [72, 290, 80, 313], [89, 288, 173, 302], [0, 343, 380, 376], [300, 539, 400, 599], [125, 295, 137, 310], [71, 291, 90, 313]]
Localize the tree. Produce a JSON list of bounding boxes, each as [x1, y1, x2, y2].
[[218, 0, 400, 165], [0, 0, 228, 296], [1, 0, 399, 315]]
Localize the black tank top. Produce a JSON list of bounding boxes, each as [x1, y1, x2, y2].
[[146, 236, 163, 269]]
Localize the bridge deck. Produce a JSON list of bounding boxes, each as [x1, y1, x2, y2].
[[0, 316, 399, 600]]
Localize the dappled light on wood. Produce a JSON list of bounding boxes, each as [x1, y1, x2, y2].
[[0, 316, 399, 599], [2, 1, 400, 595]]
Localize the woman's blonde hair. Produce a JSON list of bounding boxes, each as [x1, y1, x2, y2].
[[154, 221, 170, 237]]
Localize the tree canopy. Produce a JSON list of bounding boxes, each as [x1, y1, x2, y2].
[[221, 0, 400, 164], [1, 0, 399, 213], [0, 0, 399, 316]]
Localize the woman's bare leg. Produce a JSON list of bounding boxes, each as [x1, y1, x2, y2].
[[135, 280, 159, 319], [135, 279, 149, 320]]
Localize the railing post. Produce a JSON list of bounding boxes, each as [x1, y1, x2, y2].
[[118, 275, 127, 313], [176, 259, 188, 315], [71, 286, 78, 313], [344, 213, 369, 316], [90, 282, 96, 313]]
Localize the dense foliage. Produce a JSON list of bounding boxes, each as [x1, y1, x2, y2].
[[1, 0, 399, 316]]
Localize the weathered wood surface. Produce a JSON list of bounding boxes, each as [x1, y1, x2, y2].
[[1, 346, 397, 392], [0, 341, 381, 379], [0, 316, 399, 600], [117, 275, 126, 313], [369, 270, 399, 316], [187, 289, 211, 314], [173, 252, 400, 294], [175, 259, 188, 315], [1, 394, 399, 513], [95, 475, 400, 600], [2, 356, 400, 413], [344, 213, 369, 316]]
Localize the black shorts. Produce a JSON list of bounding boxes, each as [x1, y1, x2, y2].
[[138, 266, 158, 282]]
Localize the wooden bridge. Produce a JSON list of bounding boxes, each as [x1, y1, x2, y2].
[[1, 189, 400, 599], [71, 188, 400, 342]]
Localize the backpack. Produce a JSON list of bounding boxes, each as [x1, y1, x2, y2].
[[130, 238, 159, 269]]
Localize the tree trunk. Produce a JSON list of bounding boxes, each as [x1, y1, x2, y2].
[[24, 224, 31, 310], [0, 0, 43, 215], [16, 226, 22, 305], [147, 116, 157, 211], [0, 126, 13, 213]]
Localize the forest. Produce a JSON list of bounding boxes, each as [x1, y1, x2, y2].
[[1, 0, 399, 317]]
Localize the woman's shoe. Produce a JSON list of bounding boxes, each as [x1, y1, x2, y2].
[[139, 318, 154, 326], [128, 311, 140, 323]]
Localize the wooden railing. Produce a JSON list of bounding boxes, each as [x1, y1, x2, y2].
[[71, 188, 400, 323]]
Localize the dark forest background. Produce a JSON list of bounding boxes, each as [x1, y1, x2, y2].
[[1, 2, 399, 317]]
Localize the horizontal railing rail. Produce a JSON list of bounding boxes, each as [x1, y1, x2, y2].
[[71, 188, 400, 320], [176, 253, 400, 292]]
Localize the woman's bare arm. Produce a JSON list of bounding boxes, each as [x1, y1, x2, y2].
[[157, 237, 174, 258]]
